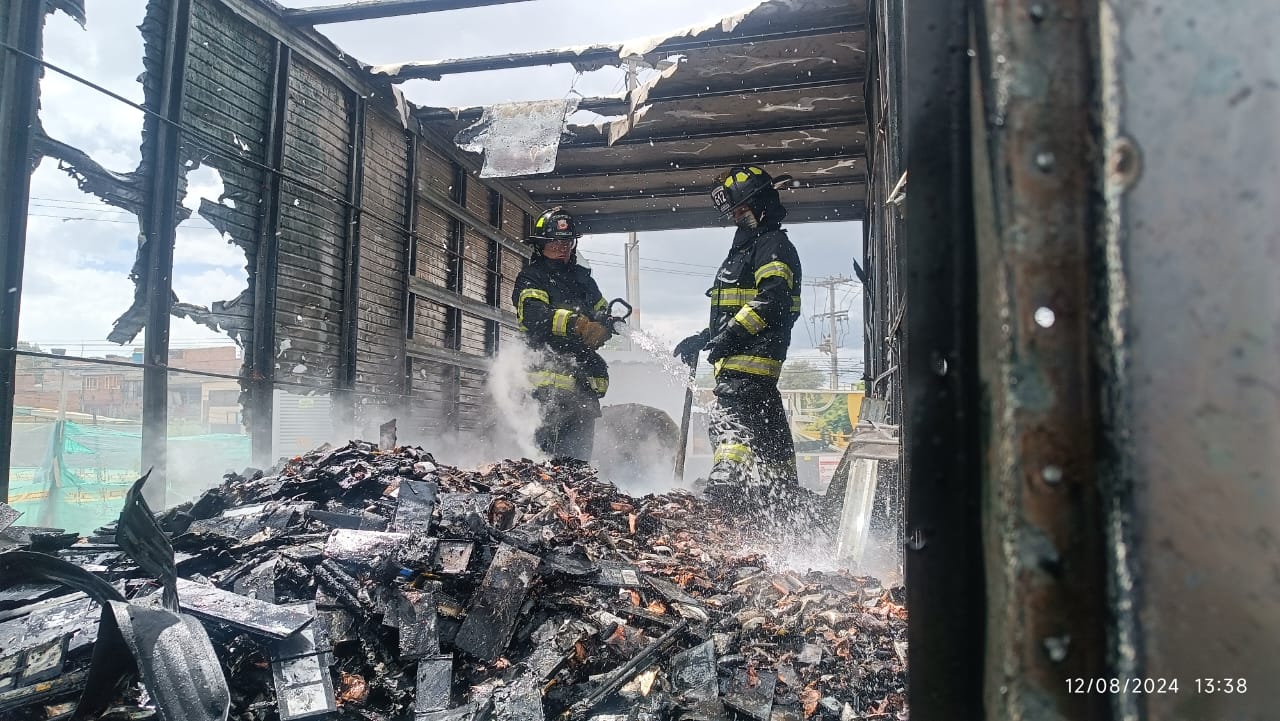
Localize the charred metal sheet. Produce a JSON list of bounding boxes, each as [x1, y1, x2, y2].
[[231, 558, 278, 602], [323, 528, 410, 577], [434, 540, 475, 574], [0, 583, 61, 609], [393, 480, 439, 533], [0, 503, 21, 532], [0, 668, 88, 714], [413, 654, 453, 714], [489, 676, 541, 721], [669, 640, 718, 703], [174, 578, 312, 639], [589, 561, 641, 588], [31, 128, 160, 221], [0, 596, 96, 648], [417, 703, 476, 721], [391, 589, 440, 659], [454, 543, 540, 661], [436, 493, 493, 537], [90, 598, 230, 721], [15, 632, 68, 686], [117, 473, 179, 610], [722, 668, 776, 721], [271, 604, 337, 721], [455, 98, 580, 178]]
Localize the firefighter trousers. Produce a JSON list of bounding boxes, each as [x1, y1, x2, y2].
[[533, 388, 598, 462], [706, 373, 798, 500]]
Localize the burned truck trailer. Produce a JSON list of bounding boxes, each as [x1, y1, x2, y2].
[[1, 0, 1277, 720]]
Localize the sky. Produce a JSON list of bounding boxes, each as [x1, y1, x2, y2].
[[20, 0, 864, 382]]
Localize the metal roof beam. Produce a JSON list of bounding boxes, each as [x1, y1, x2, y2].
[[378, 23, 863, 81], [283, 0, 535, 26], [574, 201, 865, 234], [561, 118, 855, 149], [414, 73, 867, 122], [508, 147, 866, 180], [534, 175, 867, 204]]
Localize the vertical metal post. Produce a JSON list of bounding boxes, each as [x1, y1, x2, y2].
[[249, 41, 290, 470], [140, 0, 192, 509], [624, 232, 639, 338], [401, 127, 419, 398], [902, 0, 984, 717], [337, 93, 366, 436], [0, 0, 43, 502]]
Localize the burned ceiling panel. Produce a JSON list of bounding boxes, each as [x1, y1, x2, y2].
[[409, 0, 869, 233]]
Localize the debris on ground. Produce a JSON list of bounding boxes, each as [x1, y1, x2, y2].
[[0, 440, 908, 720]]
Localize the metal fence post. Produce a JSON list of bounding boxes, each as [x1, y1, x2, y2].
[[0, 0, 44, 503], [140, 0, 193, 509]]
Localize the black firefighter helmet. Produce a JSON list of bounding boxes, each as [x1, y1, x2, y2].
[[528, 206, 582, 247], [711, 165, 792, 225]]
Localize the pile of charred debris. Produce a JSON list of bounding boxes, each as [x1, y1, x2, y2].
[[0, 440, 907, 721]]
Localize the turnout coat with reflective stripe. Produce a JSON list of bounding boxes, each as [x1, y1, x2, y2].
[[707, 224, 802, 378], [513, 256, 610, 399]]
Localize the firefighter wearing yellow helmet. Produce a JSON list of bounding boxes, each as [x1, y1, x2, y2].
[[673, 165, 803, 511], [513, 207, 613, 461]]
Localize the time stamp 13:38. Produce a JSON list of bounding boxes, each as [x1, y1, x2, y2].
[[1065, 678, 1248, 695]]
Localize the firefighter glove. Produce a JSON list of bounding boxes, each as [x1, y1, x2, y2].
[[573, 314, 611, 349], [705, 326, 747, 364], [673, 329, 710, 366]]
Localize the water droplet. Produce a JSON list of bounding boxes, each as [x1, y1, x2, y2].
[[933, 356, 948, 376], [1035, 152, 1056, 171], [1034, 306, 1056, 328], [1029, 3, 1047, 22], [906, 529, 927, 551], [1041, 465, 1063, 484], [1043, 634, 1071, 662], [967, 48, 976, 57]]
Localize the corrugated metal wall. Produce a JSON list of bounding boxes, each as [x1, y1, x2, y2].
[[169, 0, 537, 452], [182, 0, 273, 348], [276, 58, 350, 386], [356, 109, 409, 404]]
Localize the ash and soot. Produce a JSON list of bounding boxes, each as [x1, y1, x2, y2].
[[0, 438, 907, 721]]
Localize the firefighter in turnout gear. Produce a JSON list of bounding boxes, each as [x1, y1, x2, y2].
[[673, 165, 802, 511], [514, 207, 613, 462]]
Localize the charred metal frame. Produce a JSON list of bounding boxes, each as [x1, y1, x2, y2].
[[414, 74, 868, 124], [283, 0, 535, 26], [0, 0, 44, 503], [401, 128, 420, 393], [969, 0, 1111, 714], [140, 0, 192, 508], [378, 23, 865, 82], [249, 41, 292, 469], [337, 93, 368, 433], [900, 0, 984, 716]]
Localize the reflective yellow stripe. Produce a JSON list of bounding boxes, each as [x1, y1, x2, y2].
[[755, 261, 795, 289], [587, 376, 609, 395], [713, 443, 754, 466], [711, 288, 758, 307], [551, 309, 574, 337], [593, 298, 608, 312], [529, 371, 577, 390], [791, 294, 802, 313], [517, 288, 550, 325], [713, 354, 783, 378], [733, 306, 767, 335]]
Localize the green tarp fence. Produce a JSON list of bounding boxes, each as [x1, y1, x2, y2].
[[7, 420, 250, 534]]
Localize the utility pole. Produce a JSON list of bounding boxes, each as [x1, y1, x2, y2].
[[811, 276, 852, 389], [624, 231, 640, 350]]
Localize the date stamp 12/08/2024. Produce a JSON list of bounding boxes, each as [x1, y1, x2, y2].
[[1065, 678, 1248, 695]]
